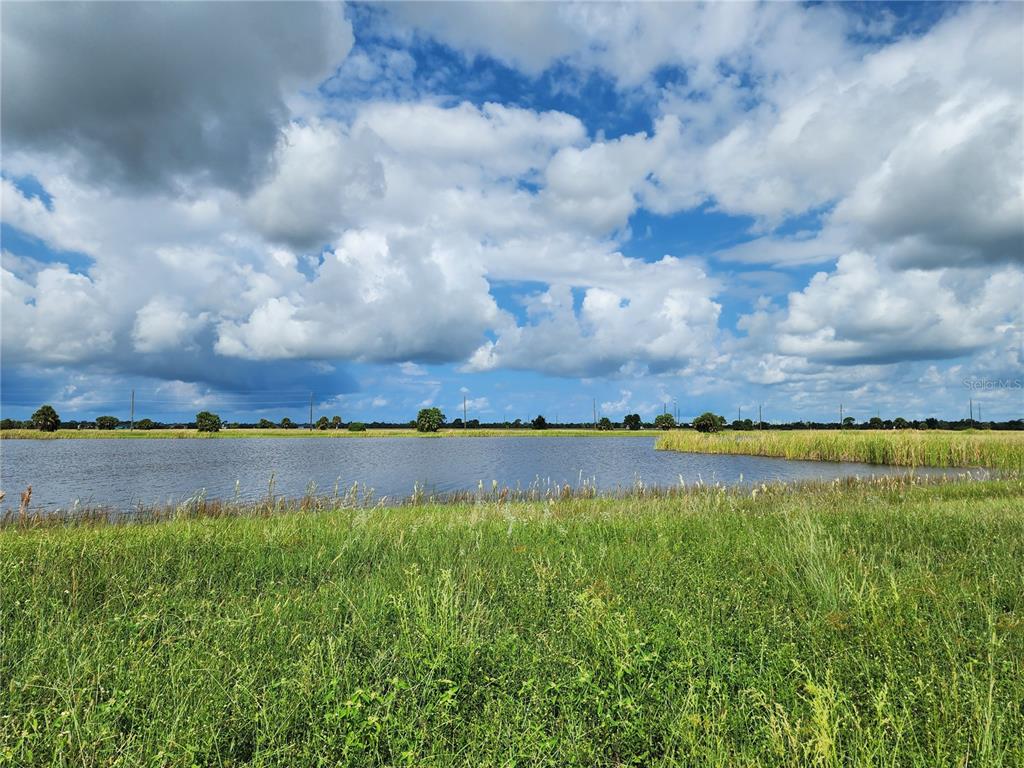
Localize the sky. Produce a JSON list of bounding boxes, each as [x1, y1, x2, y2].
[[1, 1, 1022, 425]]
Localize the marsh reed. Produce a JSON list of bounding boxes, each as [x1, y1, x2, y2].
[[658, 429, 1024, 472]]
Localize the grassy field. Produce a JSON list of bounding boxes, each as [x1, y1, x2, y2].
[[2, 478, 1022, 766], [0, 427, 651, 440], [658, 429, 1024, 472]]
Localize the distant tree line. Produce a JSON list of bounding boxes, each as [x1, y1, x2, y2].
[[3, 405, 1022, 433]]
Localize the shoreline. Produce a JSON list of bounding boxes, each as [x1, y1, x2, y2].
[[2, 472, 1002, 528], [0, 427, 657, 440]]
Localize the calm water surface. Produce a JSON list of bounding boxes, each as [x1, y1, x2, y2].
[[0, 436, 959, 512]]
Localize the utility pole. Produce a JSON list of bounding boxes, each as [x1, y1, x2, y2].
[[758, 404, 763, 430], [839, 403, 843, 428], [673, 398, 678, 421], [463, 395, 467, 428], [738, 406, 741, 423], [130, 389, 135, 431], [593, 398, 597, 429], [309, 392, 313, 431], [969, 398, 973, 424]]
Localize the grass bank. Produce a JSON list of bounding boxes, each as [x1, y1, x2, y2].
[[2, 478, 1022, 766], [0, 427, 652, 440], [657, 429, 1024, 472]]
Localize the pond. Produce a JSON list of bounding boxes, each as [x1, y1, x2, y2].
[[0, 436, 961, 512]]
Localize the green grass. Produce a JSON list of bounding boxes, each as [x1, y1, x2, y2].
[[0, 428, 651, 440], [2, 478, 1022, 766], [657, 429, 1024, 472]]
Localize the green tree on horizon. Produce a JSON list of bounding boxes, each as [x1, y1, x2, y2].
[[654, 413, 676, 430], [416, 408, 445, 432], [693, 412, 725, 433], [196, 411, 222, 433], [31, 405, 60, 432]]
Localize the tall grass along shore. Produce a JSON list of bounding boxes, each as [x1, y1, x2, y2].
[[658, 429, 1024, 472], [2, 477, 1022, 766]]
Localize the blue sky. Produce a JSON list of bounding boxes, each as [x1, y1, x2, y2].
[[1, 1, 1022, 424]]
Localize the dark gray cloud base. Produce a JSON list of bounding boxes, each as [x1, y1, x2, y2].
[[1, 1, 353, 192]]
